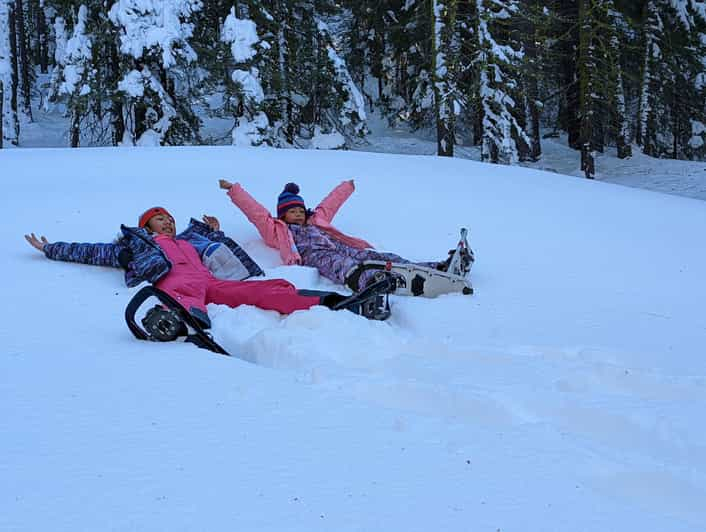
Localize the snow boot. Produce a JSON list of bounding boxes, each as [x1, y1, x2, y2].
[[331, 272, 397, 320]]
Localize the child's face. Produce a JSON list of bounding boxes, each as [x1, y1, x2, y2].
[[146, 214, 176, 236], [282, 207, 306, 225]]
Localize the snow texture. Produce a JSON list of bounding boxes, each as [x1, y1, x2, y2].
[[231, 68, 264, 104], [222, 10, 259, 63], [310, 125, 345, 149], [57, 5, 92, 97], [231, 111, 268, 147], [2, 146, 706, 531], [108, 0, 200, 68]]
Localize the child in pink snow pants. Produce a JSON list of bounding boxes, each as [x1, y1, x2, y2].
[[151, 232, 319, 318], [25, 207, 351, 328]]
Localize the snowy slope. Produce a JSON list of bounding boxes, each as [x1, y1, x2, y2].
[[16, 100, 706, 202], [2, 146, 706, 531]]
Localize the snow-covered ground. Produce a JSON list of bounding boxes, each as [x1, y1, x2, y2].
[[2, 145, 706, 531], [12, 99, 706, 202], [358, 109, 706, 202]]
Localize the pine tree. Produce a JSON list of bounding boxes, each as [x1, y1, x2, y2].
[[604, 0, 631, 159], [475, 0, 529, 164], [517, 0, 553, 161], [637, 0, 706, 159], [556, 0, 580, 149], [15, 0, 32, 119], [0, 0, 8, 147], [0, 0, 19, 146], [52, 4, 92, 146], [221, 4, 272, 146], [431, 0, 457, 156], [108, 0, 203, 146], [229, 0, 368, 148]]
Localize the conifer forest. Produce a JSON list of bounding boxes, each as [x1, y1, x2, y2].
[[2, 1, 706, 176]]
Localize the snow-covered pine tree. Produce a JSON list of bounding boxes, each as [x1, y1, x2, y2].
[[516, 0, 554, 162], [431, 0, 457, 156], [340, 0, 433, 132], [0, 0, 7, 147], [221, 4, 272, 146], [44, 1, 124, 146], [0, 0, 19, 146], [29, 0, 49, 73], [50, 4, 92, 146], [237, 0, 367, 148], [475, 0, 529, 164], [15, 0, 33, 120], [340, 0, 400, 114], [108, 0, 202, 146], [397, 0, 435, 131], [603, 0, 631, 159], [637, 0, 706, 159], [315, 19, 367, 145], [668, 0, 706, 160], [286, 0, 341, 146], [577, 0, 601, 177], [553, 0, 581, 149]]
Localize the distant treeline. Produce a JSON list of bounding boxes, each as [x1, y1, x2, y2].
[[1, 1, 705, 174]]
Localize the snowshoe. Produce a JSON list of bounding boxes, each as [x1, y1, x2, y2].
[[345, 228, 474, 298], [125, 286, 230, 356], [332, 272, 397, 320], [141, 305, 187, 341], [441, 227, 474, 277]]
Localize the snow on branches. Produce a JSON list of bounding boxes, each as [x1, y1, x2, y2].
[[476, 0, 529, 164], [221, 7, 271, 147], [108, 0, 200, 68], [109, 0, 202, 146]]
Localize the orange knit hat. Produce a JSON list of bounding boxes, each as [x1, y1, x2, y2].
[[138, 207, 174, 228]]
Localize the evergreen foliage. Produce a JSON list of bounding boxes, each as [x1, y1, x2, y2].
[[2, 0, 706, 170]]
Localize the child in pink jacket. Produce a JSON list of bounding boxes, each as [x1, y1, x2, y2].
[[25, 207, 377, 328], [219, 179, 448, 290]]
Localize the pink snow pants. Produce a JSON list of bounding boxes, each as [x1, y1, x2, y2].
[[153, 235, 320, 315]]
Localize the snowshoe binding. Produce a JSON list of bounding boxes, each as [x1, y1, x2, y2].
[[440, 227, 474, 277], [125, 286, 230, 356], [332, 271, 398, 320]]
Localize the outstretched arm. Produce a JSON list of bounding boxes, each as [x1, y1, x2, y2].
[[219, 179, 275, 234], [26, 232, 126, 268], [218, 179, 301, 265], [312, 179, 355, 224]]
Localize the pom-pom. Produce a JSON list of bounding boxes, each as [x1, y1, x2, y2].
[[283, 182, 300, 194]]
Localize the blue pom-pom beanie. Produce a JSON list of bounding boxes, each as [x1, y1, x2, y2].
[[277, 183, 306, 218]]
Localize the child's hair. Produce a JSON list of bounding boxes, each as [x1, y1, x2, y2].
[[277, 183, 306, 218]]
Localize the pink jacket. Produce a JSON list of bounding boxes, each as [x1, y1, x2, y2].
[[227, 180, 374, 265]]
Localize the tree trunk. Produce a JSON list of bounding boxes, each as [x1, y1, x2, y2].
[[37, 0, 47, 73], [578, 0, 599, 176], [70, 107, 80, 147], [431, 0, 456, 157], [8, 0, 19, 143], [15, 0, 32, 120], [558, 0, 580, 149], [277, 0, 293, 143], [521, 0, 541, 161], [637, 0, 660, 157], [108, 36, 124, 145], [27, 0, 37, 63], [0, 76, 4, 148]]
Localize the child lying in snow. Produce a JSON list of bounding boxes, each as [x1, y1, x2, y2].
[[24, 207, 377, 328], [218, 179, 470, 290]]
